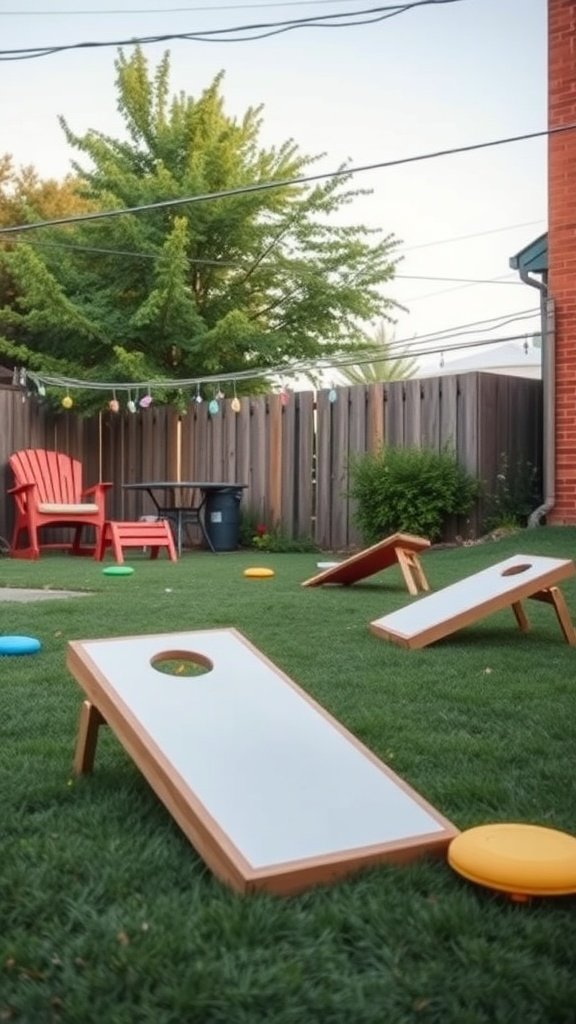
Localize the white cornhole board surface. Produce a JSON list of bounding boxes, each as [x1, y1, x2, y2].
[[67, 628, 457, 895], [370, 554, 576, 650]]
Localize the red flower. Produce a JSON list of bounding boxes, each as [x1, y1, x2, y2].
[[256, 523, 267, 536]]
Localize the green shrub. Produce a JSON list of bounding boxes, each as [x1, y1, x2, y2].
[[348, 445, 480, 543]]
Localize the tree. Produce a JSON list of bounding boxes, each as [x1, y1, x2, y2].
[[0, 49, 401, 408], [335, 320, 418, 384], [0, 156, 93, 314]]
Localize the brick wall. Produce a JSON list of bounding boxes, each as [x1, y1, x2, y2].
[[548, 0, 576, 523]]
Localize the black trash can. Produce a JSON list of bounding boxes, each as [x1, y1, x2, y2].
[[204, 487, 244, 551]]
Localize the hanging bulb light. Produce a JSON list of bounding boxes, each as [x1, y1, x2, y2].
[[216, 384, 225, 400], [62, 392, 73, 409], [108, 389, 120, 413], [139, 388, 153, 409], [208, 398, 219, 415], [127, 390, 137, 414], [37, 382, 46, 398], [280, 387, 289, 407], [231, 381, 241, 413], [195, 383, 203, 404], [328, 384, 338, 403]]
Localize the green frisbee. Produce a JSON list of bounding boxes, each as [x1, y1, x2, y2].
[[102, 565, 135, 576]]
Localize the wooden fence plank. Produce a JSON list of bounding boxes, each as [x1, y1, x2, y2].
[[267, 394, 283, 528], [249, 397, 267, 522], [367, 382, 385, 452], [315, 389, 333, 549], [331, 387, 351, 549], [281, 394, 296, 536], [296, 391, 314, 540]]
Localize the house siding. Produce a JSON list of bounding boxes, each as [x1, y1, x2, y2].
[[548, 0, 576, 523]]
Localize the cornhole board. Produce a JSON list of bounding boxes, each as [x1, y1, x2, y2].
[[67, 628, 458, 896], [302, 533, 431, 596], [370, 554, 576, 650]]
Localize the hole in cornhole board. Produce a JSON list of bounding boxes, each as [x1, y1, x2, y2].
[[370, 554, 576, 650], [67, 628, 458, 896], [151, 650, 213, 677]]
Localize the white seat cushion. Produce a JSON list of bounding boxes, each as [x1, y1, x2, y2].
[[38, 503, 100, 514]]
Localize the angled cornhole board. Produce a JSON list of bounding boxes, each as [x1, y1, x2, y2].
[[370, 554, 576, 650], [302, 533, 431, 596], [67, 628, 457, 896]]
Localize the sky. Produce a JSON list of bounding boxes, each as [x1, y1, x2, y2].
[[0, 0, 548, 376]]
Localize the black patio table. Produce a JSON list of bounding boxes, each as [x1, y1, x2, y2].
[[123, 481, 247, 555]]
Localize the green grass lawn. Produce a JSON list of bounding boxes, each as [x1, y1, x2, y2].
[[1, 528, 576, 1024]]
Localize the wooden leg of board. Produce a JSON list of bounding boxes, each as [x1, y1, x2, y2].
[[529, 586, 576, 645], [73, 700, 106, 775], [511, 600, 530, 633], [395, 547, 430, 596]]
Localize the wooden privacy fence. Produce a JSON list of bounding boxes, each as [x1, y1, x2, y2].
[[0, 373, 542, 551]]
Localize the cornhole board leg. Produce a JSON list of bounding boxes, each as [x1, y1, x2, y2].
[[302, 532, 431, 593], [395, 546, 430, 597], [74, 700, 106, 774], [370, 555, 576, 650], [67, 628, 458, 896], [529, 586, 576, 645], [511, 601, 530, 633]]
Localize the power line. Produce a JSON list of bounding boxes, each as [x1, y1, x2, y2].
[[22, 330, 539, 396], [399, 219, 546, 253], [0, 0, 409, 15], [0, 2, 467, 60], [396, 273, 522, 286], [19, 223, 545, 268], [18, 309, 540, 396], [0, 123, 565, 237], [19, 240, 527, 288], [397, 307, 539, 344]]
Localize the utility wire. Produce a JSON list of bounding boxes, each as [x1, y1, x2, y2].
[[19, 239, 526, 287], [0, 123, 565, 237], [20, 310, 540, 395], [23, 330, 539, 396], [0, 0, 415, 15], [399, 219, 546, 253], [0, 2, 466, 59]]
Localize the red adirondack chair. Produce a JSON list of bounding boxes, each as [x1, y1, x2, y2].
[[8, 449, 112, 559]]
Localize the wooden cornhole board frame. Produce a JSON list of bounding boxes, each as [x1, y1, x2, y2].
[[67, 628, 458, 896], [370, 554, 576, 650], [302, 533, 431, 595]]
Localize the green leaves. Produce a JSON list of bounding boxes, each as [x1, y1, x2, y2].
[[349, 445, 480, 543], [1, 48, 402, 408]]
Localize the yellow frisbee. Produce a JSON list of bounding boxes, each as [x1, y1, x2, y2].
[[243, 567, 275, 579], [448, 823, 576, 899]]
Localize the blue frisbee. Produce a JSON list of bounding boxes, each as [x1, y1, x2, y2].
[[0, 635, 42, 656]]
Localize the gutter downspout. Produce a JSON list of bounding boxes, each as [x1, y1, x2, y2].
[[517, 269, 554, 526]]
